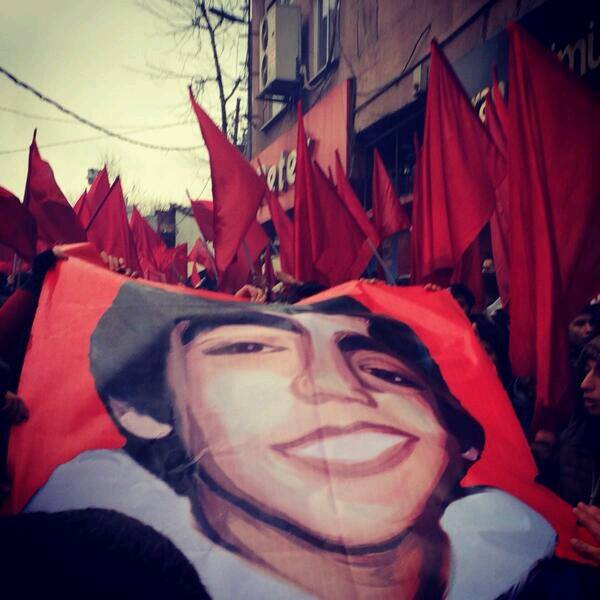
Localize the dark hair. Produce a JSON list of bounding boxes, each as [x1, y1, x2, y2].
[[0, 508, 209, 599], [90, 283, 484, 497], [449, 283, 475, 312]]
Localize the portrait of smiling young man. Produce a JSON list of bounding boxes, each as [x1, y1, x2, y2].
[[24, 282, 556, 600]]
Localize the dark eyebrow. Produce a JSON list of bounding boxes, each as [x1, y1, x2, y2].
[[180, 311, 304, 345], [337, 334, 386, 354]]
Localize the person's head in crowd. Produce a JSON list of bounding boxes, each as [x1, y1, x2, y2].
[[449, 283, 475, 317], [568, 306, 597, 350], [470, 314, 511, 389], [90, 283, 485, 598], [0, 508, 209, 599], [481, 258, 500, 305], [578, 336, 600, 418]]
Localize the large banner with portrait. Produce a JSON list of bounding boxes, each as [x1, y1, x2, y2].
[[3, 249, 589, 598]]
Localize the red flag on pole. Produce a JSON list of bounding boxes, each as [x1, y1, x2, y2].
[[506, 22, 600, 429], [129, 206, 165, 279], [23, 132, 86, 247], [0, 186, 37, 260], [311, 163, 374, 286], [485, 82, 510, 307], [293, 103, 319, 283], [190, 200, 215, 241], [189, 89, 266, 273], [73, 190, 87, 217], [335, 151, 380, 249], [188, 237, 217, 280], [412, 40, 504, 284], [86, 178, 140, 273], [265, 189, 294, 275], [371, 149, 410, 240], [78, 168, 110, 229], [220, 218, 269, 293]]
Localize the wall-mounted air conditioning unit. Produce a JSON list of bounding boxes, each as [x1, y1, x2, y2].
[[258, 3, 300, 98]]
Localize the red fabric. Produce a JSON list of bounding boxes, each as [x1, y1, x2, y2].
[[311, 163, 374, 286], [86, 178, 140, 272], [451, 239, 485, 310], [3, 258, 588, 563], [293, 104, 318, 282], [506, 22, 600, 429], [220, 219, 269, 293], [265, 190, 294, 275], [190, 263, 201, 287], [190, 200, 215, 241], [73, 190, 87, 216], [188, 237, 217, 280], [293, 105, 372, 286], [485, 83, 510, 307], [371, 149, 410, 239], [413, 40, 504, 284], [170, 243, 188, 284], [189, 89, 266, 273], [0, 186, 37, 260], [78, 168, 110, 229], [23, 132, 86, 247], [335, 151, 380, 249], [129, 206, 165, 279]]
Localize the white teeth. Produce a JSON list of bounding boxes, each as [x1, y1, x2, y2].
[[290, 432, 410, 463]]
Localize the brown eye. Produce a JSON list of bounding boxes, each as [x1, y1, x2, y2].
[[204, 342, 283, 356], [361, 366, 421, 388]]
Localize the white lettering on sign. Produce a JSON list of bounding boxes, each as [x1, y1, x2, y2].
[[257, 149, 298, 193]]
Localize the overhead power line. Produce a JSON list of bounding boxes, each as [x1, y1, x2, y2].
[[0, 104, 193, 131], [0, 65, 204, 153]]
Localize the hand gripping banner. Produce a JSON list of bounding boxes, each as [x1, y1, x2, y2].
[[4, 250, 588, 599]]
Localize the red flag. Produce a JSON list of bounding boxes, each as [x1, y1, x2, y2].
[[170, 243, 188, 284], [293, 104, 319, 282], [189, 89, 266, 273], [189, 263, 201, 287], [265, 190, 294, 275], [506, 22, 600, 429], [371, 149, 410, 239], [0, 186, 37, 260], [129, 206, 165, 278], [485, 82, 510, 307], [312, 163, 374, 286], [189, 237, 217, 280], [413, 40, 504, 283], [335, 151, 380, 249], [74, 190, 87, 217], [190, 200, 215, 241], [220, 219, 269, 293], [78, 168, 110, 229], [86, 178, 140, 272], [23, 132, 86, 247]]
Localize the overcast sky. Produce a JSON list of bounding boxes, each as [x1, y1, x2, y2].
[[0, 0, 246, 210]]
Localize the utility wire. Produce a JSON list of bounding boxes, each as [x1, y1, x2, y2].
[[0, 64, 203, 152], [0, 104, 193, 131]]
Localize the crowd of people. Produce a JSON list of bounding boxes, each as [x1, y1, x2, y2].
[[0, 247, 598, 597]]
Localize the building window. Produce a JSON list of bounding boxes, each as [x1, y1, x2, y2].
[[313, 0, 337, 75]]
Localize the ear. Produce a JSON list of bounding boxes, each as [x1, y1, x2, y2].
[[108, 397, 173, 439]]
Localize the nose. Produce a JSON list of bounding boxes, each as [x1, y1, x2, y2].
[[291, 344, 376, 407], [581, 369, 595, 392], [582, 322, 593, 336]]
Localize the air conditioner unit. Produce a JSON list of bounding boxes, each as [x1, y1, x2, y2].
[[258, 3, 300, 97]]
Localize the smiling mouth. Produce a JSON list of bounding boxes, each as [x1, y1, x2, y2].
[[271, 422, 418, 478]]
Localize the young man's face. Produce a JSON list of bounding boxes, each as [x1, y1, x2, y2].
[[568, 313, 595, 348], [168, 311, 455, 548], [581, 359, 600, 417]]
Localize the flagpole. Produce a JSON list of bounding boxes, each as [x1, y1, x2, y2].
[[241, 240, 255, 275], [85, 178, 118, 232], [367, 238, 395, 284]]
